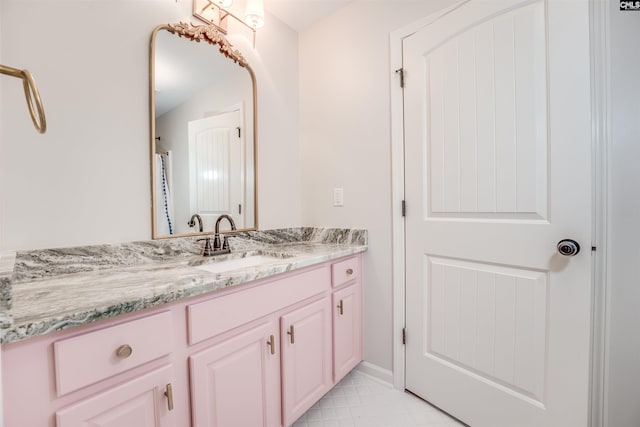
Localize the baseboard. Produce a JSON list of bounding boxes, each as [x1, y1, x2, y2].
[[356, 361, 395, 387]]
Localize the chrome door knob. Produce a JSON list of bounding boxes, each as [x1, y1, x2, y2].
[[557, 239, 580, 256]]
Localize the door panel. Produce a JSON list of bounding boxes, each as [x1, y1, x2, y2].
[[425, 256, 546, 402], [56, 365, 175, 427], [425, 2, 547, 219], [281, 298, 332, 427], [333, 283, 363, 383], [404, 0, 592, 425], [189, 321, 280, 427]]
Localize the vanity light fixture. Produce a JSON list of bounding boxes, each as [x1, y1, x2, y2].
[[192, 0, 259, 46], [244, 0, 265, 29]]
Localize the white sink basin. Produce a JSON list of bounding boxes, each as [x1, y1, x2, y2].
[[194, 255, 285, 274]]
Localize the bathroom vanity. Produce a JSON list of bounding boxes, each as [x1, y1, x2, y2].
[[0, 228, 366, 427]]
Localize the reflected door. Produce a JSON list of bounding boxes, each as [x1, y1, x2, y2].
[[188, 110, 244, 231], [404, 0, 592, 425]]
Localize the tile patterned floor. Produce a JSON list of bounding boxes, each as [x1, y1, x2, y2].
[[293, 370, 466, 427]]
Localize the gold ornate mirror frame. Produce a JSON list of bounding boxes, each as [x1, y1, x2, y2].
[[150, 22, 258, 239]]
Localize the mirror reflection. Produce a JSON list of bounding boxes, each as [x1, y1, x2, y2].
[[151, 24, 256, 238]]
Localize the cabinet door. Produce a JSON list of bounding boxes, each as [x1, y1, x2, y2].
[[56, 365, 175, 427], [281, 298, 332, 427], [333, 283, 363, 383], [190, 321, 281, 427]]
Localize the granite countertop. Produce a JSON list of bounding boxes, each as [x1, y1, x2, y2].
[[0, 228, 367, 344]]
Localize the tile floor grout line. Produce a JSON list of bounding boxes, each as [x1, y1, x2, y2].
[[293, 370, 465, 427]]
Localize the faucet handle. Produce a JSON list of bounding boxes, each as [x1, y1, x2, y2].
[[197, 237, 214, 256], [213, 234, 222, 251], [222, 236, 230, 251]]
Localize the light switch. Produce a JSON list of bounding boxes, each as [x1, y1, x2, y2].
[[333, 188, 344, 207]]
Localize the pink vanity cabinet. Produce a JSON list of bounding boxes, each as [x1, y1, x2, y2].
[[55, 365, 176, 427], [189, 319, 281, 427], [331, 257, 363, 383], [1, 253, 363, 427], [2, 309, 183, 427], [281, 297, 333, 426]]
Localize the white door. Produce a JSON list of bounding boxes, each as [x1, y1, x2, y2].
[[188, 110, 244, 231], [404, 0, 592, 426]]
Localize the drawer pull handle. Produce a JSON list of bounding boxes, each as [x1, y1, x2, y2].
[[164, 383, 174, 411], [346, 268, 354, 275], [116, 344, 133, 359], [337, 300, 344, 315], [287, 325, 295, 344], [267, 334, 276, 355]]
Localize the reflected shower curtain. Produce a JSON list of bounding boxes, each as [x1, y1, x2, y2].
[[155, 152, 174, 235]]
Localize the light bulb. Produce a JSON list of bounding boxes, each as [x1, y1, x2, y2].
[[244, 0, 264, 28], [216, 0, 233, 8]]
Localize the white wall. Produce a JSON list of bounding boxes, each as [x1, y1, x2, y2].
[[605, 2, 640, 426], [0, 0, 3, 251], [0, 2, 4, 422], [299, 0, 457, 375], [0, 0, 300, 251]]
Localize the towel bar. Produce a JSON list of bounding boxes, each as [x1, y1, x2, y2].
[[0, 64, 47, 134]]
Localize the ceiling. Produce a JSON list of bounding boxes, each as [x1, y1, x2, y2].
[[265, 0, 352, 32], [154, 30, 247, 116]]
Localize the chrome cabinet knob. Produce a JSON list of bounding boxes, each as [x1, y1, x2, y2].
[[557, 239, 580, 256]]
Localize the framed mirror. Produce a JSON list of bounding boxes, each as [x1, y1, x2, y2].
[[150, 23, 257, 238]]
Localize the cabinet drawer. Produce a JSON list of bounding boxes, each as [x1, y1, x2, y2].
[[54, 311, 173, 396], [331, 256, 359, 288], [188, 266, 330, 345]]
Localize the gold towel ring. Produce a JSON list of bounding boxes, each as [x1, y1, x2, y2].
[[0, 64, 47, 134]]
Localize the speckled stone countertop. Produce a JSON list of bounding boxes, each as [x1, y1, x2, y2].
[[0, 228, 366, 344]]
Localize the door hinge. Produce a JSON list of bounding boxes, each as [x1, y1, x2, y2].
[[239, 204, 242, 214], [395, 68, 405, 88], [402, 327, 406, 345], [236, 127, 241, 138], [401, 200, 406, 217]]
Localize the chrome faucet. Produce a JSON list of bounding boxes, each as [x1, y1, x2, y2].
[[188, 214, 203, 232], [213, 214, 237, 254]]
